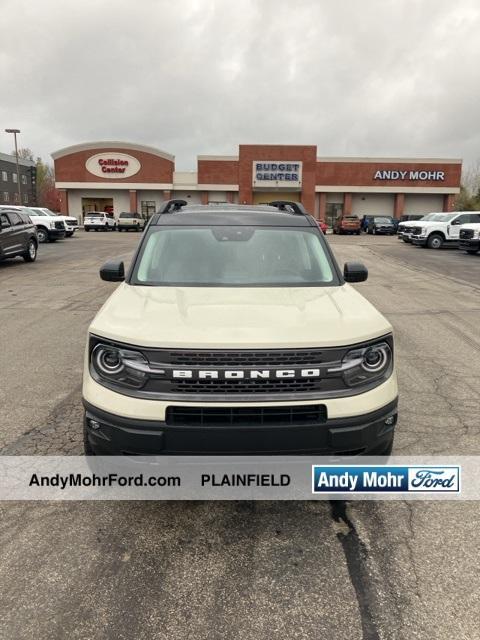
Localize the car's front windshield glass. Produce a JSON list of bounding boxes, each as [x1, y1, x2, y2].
[[133, 226, 338, 287], [429, 214, 456, 222]]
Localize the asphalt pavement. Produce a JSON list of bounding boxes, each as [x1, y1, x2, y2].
[[0, 230, 479, 639]]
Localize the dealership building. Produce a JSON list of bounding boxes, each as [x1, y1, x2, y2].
[[52, 142, 462, 225]]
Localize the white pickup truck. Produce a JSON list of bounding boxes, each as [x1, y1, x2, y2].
[[459, 222, 480, 255], [0, 205, 66, 243], [410, 211, 480, 249], [30, 207, 79, 237]]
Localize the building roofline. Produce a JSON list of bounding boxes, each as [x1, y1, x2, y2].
[[197, 155, 239, 161], [0, 152, 35, 167], [51, 141, 175, 162], [316, 156, 462, 164]]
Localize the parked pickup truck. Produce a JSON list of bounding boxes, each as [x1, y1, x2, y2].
[[30, 207, 79, 237], [410, 212, 480, 249], [459, 224, 480, 254], [117, 212, 146, 232], [0, 205, 66, 243], [397, 213, 438, 242]]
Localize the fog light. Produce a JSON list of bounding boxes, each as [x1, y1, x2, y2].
[[384, 416, 395, 426], [89, 419, 101, 430]]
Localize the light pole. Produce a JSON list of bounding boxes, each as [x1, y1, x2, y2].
[[5, 128, 22, 204]]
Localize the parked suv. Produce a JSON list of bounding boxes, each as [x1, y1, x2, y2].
[[333, 215, 361, 235], [459, 223, 480, 254], [30, 207, 79, 237], [0, 205, 66, 243], [367, 216, 396, 235], [83, 200, 398, 456], [117, 212, 146, 232], [0, 209, 38, 263], [410, 212, 480, 249], [84, 212, 116, 231]]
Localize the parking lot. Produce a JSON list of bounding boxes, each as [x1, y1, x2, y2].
[[0, 231, 479, 639]]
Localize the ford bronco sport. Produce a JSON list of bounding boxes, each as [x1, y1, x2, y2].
[[83, 200, 398, 455]]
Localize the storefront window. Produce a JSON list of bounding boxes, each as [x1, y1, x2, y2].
[[141, 201, 157, 218], [326, 203, 343, 226]]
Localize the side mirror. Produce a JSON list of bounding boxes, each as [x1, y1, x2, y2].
[[344, 262, 368, 283], [100, 259, 125, 282]]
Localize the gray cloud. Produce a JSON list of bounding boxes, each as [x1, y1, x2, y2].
[[1, 0, 479, 169]]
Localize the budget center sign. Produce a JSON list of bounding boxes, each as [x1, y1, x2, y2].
[[253, 161, 302, 188]]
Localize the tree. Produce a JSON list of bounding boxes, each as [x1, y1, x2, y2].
[[458, 161, 480, 211], [11, 147, 34, 161], [36, 158, 60, 210]]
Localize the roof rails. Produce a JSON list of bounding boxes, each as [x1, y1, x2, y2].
[[159, 199, 187, 213], [268, 201, 308, 216]]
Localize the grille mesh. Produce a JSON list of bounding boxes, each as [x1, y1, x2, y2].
[[165, 404, 327, 427]]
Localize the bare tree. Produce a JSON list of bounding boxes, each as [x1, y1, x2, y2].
[[11, 147, 35, 161]]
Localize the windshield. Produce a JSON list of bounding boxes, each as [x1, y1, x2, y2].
[[30, 208, 47, 216], [132, 226, 338, 287], [373, 217, 393, 223], [427, 213, 456, 222]]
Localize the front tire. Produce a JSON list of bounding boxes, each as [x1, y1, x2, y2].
[[427, 233, 444, 249], [85, 228, 90, 232], [23, 239, 37, 262], [36, 227, 49, 243], [467, 250, 479, 255]]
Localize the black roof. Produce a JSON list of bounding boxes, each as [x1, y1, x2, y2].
[[150, 203, 315, 227]]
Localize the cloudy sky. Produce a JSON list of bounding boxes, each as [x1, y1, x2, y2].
[[1, 0, 479, 169]]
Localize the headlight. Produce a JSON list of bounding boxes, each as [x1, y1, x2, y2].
[[90, 343, 149, 388], [334, 340, 393, 387], [474, 230, 480, 239], [49, 221, 56, 229]]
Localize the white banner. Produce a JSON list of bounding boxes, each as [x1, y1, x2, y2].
[[0, 456, 477, 500]]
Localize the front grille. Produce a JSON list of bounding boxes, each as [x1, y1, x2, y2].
[[170, 378, 324, 394], [410, 228, 421, 236], [165, 404, 327, 427], [460, 229, 474, 240], [67, 218, 78, 226], [161, 349, 325, 368], [54, 221, 65, 230]]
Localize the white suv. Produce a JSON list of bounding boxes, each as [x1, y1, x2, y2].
[[84, 212, 116, 232], [30, 207, 79, 237], [410, 212, 480, 249], [83, 200, 398, 456], [0, 205, 66, 243], [459, 223, 480, 255]]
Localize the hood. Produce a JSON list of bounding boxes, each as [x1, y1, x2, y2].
[[90, 284, 392, 349]]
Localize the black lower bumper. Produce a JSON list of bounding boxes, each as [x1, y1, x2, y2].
[[411, 237, 427, 246], [48, 229, 66, 240], [83, 399, 398, 455], [459, 239, 480, 252]]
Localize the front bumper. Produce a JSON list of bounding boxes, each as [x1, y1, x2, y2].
[[48, 228, 66, 240], [411, 237, 427, 246], [459, 239, 480, 251], [83, 398, 398, 455]]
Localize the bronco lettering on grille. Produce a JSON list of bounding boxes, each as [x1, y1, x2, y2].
[[171, 369, 322, 379]]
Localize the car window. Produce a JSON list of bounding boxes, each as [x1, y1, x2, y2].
[[119, 213, 130, 218], [373, 217, 392, 223], [134, 226, 338, 287], [8, 212, 23, 226], [0, 213, 11, 228]]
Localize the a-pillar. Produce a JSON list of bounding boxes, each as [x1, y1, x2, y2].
[[443, 194, 455, 212], [317, 192, 326, 221], [343, 193, 352, 216], [59, 189, 69, 214], [200, 191, 209, 204], [393, 193, 405, 219], [129, 190, 137, 213]]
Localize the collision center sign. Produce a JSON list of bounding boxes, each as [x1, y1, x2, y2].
[[86, 152, 141, 178], [253, 161, 302, 188]]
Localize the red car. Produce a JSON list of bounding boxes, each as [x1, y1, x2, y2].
[[316, 220, 328, 234]]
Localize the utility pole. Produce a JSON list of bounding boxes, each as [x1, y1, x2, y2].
[[5, 128, 22, 204]]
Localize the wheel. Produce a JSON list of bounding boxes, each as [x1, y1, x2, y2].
[[466, 250, 479, 255], [117, 227, 122, 232], [356, 230, 361, 235], [66, 232, 73, 237], [95, 229, 99, 232], [368, 228, 372, 234], [85, 228, 90, 232], [23, 239, 37, 262], [136, 226, 140, 232], [427, 233, 443, 249], [36, 227, 49, 243]]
